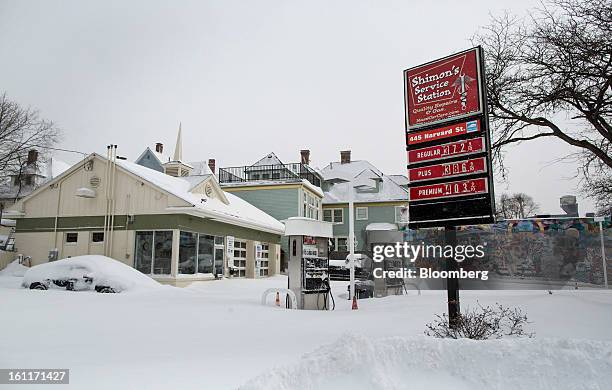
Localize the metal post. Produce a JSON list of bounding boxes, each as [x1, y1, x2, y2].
[[445, 226, 460, 328], [598, 220, 608, 289], [348, 184, 355, 301]]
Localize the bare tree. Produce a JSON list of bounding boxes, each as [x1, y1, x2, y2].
[[0, 93, 61, 178], [473, 0, 611, 208], [497, 193, 540, 219]]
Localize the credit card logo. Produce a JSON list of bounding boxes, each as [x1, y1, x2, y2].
[[466, 120, 478, 133]]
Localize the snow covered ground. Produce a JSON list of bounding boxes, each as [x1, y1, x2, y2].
[[0, 273, 611, 389]]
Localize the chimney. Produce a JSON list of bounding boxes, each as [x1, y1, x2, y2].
[[208, 159, 216, 174], [155, 143, 164, 154], [27, 149, 38, 165], [300, 150, 310, 165], [340, 150, 351, 164]]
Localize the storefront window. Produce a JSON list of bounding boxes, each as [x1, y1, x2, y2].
[[135, 231, 172, 275], [135, 231, 153, 274], [178, 231, 197, 274], [153, 231, 172, 274], [197, 235, 214, 274]]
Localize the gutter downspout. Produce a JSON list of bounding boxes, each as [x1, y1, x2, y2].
[[53, 178, 63, 251]]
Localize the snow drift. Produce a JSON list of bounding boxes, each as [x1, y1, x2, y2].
[[241, 334, 612, 390], [22, 255, 161, 292], [0, 259, 29, 277]]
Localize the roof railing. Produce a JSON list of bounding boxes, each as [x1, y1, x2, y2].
[[218, 163, 321, 187]]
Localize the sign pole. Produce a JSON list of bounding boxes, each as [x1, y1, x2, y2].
[[348, 184, 355, 301], [597, 219, 608, 289], [445, 226, 460, 328]]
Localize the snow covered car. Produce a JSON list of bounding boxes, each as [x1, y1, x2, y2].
[[22, 255, 161, 293]]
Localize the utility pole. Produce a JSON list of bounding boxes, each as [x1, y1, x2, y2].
[[445, 226, 460, 328], [348, 183, 355, 301]]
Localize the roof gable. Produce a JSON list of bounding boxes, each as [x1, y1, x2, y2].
[[251, 152, 284, 167]]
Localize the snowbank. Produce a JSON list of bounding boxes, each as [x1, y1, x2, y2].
[[0, 259, 29, 277], [241, 334, 612, 390], [22, 255, 161, 292]]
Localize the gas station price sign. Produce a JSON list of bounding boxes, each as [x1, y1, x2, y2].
[[410, 178, 488, 201], [408, 137, 485, 165], [403, 47, 495, 228], [409, 157, 487, 183]]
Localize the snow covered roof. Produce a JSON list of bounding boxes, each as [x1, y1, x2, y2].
[[388, 174, 409, 187], [320, 160, 383, 182], [188, 161, 214, 175], [251, 152, 284, 167], [320, 160, 408, 204], [182, 175, 212, 190], [114, 158, 284, 234]]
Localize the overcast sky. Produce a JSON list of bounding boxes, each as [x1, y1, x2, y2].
[[0, 0, 596, 214]]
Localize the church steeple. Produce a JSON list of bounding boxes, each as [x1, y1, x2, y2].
[[163, 122, 193, 177], [173, 122, 183, 162]]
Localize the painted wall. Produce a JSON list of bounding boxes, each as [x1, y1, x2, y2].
[[135, 149, 163, 172], [13, 155, 190, 219], [226, 187, 300, 221]]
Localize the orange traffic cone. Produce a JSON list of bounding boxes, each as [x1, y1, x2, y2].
[[352, 295, 358, 310], [275, 291, 280, 307]]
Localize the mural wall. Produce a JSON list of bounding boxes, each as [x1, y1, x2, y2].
[[404, 217, 612, 288]]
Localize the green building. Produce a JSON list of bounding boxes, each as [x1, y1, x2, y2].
[[320, 151, 409, 258], [218, 150, 324, 270]]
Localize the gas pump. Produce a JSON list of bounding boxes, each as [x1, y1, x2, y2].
[[285, 217, 334, 310]]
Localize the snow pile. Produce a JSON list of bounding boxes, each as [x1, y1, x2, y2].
[[242, 334, 612, 390], [22, 255, 162, 292], [0, 259, 29, 277]]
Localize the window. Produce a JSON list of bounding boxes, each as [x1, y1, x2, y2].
[[178, 232, 225, 275], [335, 237, 348, 252], [198, 235, 214, 274], [395, 206, 409, 223], [65, 232, 78, 244], [258, 243, 270, 277], [356, 207, 368, 220], [135, 231, 172, 275], [323, 208, 344, 223], [91, 232, 104, 243], [233, 240, 248, 277], [178, 231, 197, 274], [25, 175, 33, 186], [302, 191, 320, 220]]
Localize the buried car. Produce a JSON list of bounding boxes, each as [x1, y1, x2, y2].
[[22, 255, 161, 293]]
